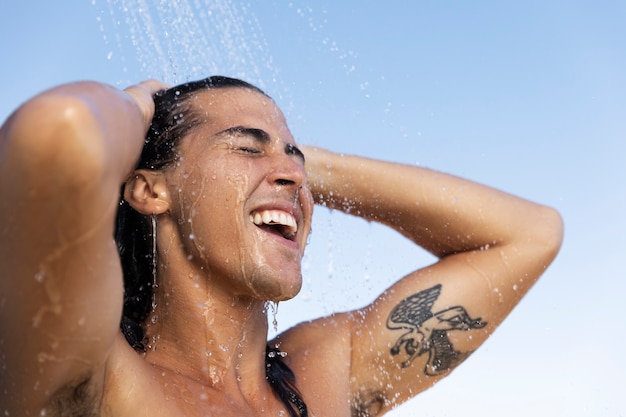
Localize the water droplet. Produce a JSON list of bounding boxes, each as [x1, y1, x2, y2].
[[264, 301, 279, 331]]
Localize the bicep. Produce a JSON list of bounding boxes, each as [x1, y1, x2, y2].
[[348, 240, 555, 411]]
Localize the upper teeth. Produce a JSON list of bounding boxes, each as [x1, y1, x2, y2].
[[251, 210, 298, 236]]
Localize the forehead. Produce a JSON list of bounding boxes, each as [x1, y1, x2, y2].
[[190, 88, 289, 135]]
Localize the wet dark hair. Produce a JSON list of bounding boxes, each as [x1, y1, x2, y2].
[[114, 75, 307, 417]]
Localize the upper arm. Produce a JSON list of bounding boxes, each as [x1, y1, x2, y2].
[[0, 93, 126, 414], [347, 206, 563, 413]]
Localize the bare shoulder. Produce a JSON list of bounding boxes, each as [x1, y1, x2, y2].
[[100, 335, 223, 417], [271, 313, 356, 416], [99, 335, 161, 416]]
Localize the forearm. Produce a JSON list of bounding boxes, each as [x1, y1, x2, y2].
[[302, 148, 563, 406], [304, 146, 561, 258]]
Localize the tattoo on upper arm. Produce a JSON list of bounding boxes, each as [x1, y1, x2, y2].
[[386, 284, 487, 375]]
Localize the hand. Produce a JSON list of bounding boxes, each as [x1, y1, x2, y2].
[[123, 79, 170, 132]]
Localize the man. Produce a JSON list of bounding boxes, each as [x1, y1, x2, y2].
[[0, 77, 563, 416]]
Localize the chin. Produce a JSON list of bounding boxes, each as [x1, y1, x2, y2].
[[245, 264, 303, 301]]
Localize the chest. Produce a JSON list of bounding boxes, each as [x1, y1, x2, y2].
[[101, 363, 346, 417], [101, 336, 354, 417]]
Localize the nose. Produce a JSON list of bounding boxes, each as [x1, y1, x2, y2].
[[266, 146, 306, 189]]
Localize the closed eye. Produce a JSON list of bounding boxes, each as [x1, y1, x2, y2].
[[237, 146, 262, 154]]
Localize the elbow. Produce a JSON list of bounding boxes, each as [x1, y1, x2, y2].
[[3, 92, 108, 188], [531, 205, 564, 268]]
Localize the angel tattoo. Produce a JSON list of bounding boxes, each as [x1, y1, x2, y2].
[[387, 284, 487, 375]]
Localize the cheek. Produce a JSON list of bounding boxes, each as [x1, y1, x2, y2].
[[299, 187, 315, 239], [301, 187, 314, 214], [175, 159, 255, 254], [164, 164, 218, 255], [175, 156, 228, 216]]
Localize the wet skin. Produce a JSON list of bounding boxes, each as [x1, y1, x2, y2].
[[149, 88, 314, 302]]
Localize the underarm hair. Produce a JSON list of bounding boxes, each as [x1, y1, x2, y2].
[[46, 377, 100, 417]]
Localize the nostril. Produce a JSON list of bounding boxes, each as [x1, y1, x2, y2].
[[275, 179, 295, 186]]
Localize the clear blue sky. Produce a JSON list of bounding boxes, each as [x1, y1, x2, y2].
[[1, 1, 625, 415]]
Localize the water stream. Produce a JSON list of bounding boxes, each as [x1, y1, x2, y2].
[[98, 0, 279, 89]]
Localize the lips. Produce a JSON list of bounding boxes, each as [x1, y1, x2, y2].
[[250, 209, 298, 240]]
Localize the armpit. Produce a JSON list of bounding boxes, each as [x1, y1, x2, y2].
[[45, 377, 100, 417], [351, 390, 386, 417]]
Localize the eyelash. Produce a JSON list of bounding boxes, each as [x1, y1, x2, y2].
[[238, 146, 261, 154]]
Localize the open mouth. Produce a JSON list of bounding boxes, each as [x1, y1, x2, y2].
[[250, 209, 298, 241]]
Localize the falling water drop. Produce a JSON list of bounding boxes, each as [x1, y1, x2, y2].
[[99, 0, 282, 89], [264, 301, 279, 332]]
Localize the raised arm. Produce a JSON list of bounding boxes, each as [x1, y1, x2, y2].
[[0, 80, 165, 415], [303, 146, 563, 414]]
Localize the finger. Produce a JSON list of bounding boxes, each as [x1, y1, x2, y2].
[[128, 79, 171, 95], [123, 80, 169, 130]]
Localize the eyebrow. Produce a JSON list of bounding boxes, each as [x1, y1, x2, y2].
[[217, 126, 270, 143], [217, 126, 305, 163]]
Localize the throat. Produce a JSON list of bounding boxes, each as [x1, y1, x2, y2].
[[143, 297, 271, 388]]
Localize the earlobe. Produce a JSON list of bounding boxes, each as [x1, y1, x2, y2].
[[123, 169, 171, 215]]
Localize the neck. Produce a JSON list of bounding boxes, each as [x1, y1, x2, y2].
[[143, 264, 272, 391]]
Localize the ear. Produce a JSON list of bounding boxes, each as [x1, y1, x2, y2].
[[123, 169, 171, 215]]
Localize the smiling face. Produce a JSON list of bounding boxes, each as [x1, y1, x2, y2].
[[162, 87, 313, 301]]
